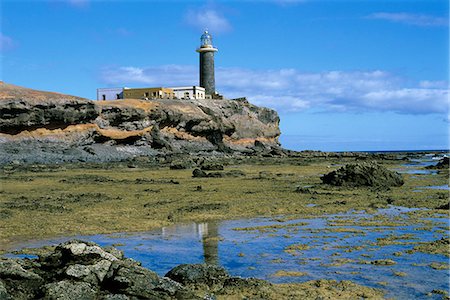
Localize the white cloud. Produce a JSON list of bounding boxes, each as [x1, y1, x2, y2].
[[0, 33, 15, 52], [99, 65, 449, 115], [100, 65, 197, 87], [367, 12, 448, 27], [184, 8, 231, 33], [419, 80, 448, 89]]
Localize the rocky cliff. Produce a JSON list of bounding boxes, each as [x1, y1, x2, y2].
[[0, 83, 281, 164]]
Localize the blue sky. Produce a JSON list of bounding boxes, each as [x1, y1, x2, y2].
[[1, 0, 448, 151]]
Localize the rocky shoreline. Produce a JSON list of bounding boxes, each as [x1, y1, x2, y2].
[[0, 240, 385, 300]]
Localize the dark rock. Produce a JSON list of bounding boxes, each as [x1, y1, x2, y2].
[[170, 160, 193, 170], [222, 277, 272, 295], [0, 280, 12, 300], [428, 157, 449, 169], [200, 162, 224, 171], [436, 202, 449, 210], [321, 162, 404, 188], [0, 259, 44, 299], [165, 263, 229, 288], [43, 280, 97, 300], [0, 241, 204, 299], [103, 260, 162, 298], [0, 84, 98, 134], [192, 168, 208, 178], [295, 186, 315, 194]]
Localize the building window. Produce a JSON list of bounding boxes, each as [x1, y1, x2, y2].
[[102, 94, 106, 100], [144, 92, 149, 97], [116, 94, 120, 99]]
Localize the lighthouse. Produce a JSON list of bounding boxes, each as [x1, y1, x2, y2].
[[196, 30, 218, 96]]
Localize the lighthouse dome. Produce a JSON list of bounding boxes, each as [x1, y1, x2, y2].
[[200, 30, 213, 47]]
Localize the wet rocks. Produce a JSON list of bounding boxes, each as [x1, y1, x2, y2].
[[369, 259, 396, 266], [321, 162, 404, 188], [165, 264, 229, 288], [0, 240, 282, 299], [0, 240, 199, 299], [165, 263, 272, 298], [429, 157, 449, 169]]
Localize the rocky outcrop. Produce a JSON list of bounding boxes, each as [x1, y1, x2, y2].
[[0, 241, 385, 299], [0, 83, 281, 164], [321, 162, 404, 188], [427, 157, 449, 170], [0, 240, 267, 299]]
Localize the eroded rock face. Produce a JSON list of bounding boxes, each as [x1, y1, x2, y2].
[[0, 83, 282, 163], [0, 83, 97, 134], [321, 162, 404, 188]]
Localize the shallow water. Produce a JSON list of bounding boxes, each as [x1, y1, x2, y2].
[[8, 206, 449, 300], [397, 155, 443, 175], [421, 185, 450, 190]]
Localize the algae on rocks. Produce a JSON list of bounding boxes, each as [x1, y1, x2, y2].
[[321, 162, 404, 189], [0, 240, 384, 300]]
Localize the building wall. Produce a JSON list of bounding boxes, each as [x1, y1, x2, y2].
[[97, 88, 124, 101], [123, 87, 174, 99], [199, 51, 215, 95], [172, 86, 206, 100]]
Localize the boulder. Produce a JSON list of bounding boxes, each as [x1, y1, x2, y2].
[[433, 157, 449, 169], [170, 160, 194, 170], [165, 263, 229, 288], [192, 168, 208, 178], [321, 162, 404, 188], [43, 280, 97, 300], [200, 162, 224, 171], [0, 259, 44, 299], [0, 241, 195, 299]]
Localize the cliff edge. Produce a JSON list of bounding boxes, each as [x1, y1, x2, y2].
[[0, 83, 281, 164]]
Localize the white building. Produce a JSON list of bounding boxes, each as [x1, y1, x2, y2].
[[97, 87, 126, 101], [172, 86, 206, 100]]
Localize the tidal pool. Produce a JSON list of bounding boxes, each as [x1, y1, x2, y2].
[[421, 185, 450, 190], [7, 206, 449, 300]]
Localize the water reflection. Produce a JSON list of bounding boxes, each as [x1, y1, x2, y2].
[[6, 209, 449, 300], [160, 222, 219, 265], [200, 223, 219, 265]]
